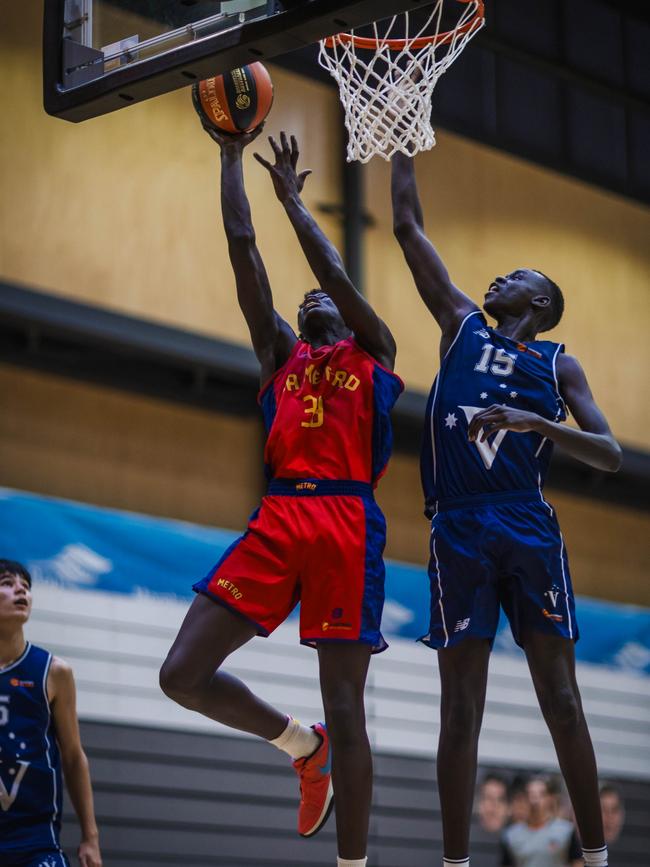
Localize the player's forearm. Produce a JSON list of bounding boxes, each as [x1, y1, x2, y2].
[[391, 155, 469, 330], [62, 752, 100, 841], [534, 418, 622, 472], [220, 149, 276, 338], [391, 152, 424, 233], [220, 147, 256, 244], [282, 192, 348, 292]]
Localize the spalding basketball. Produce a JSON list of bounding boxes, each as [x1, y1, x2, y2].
[[194, 63, 274, 134]]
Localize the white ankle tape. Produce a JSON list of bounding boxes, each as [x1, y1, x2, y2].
[[583, 845, 608, 866], [337, 858, 367, 867], [443, 859, 470, 867]]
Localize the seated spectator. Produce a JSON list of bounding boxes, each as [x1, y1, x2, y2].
[[508, 775, 531, 825], [600, 784, 625, 845], [547, 774, 572, 821], [501, 776, 582, 867], [478, 773, 510, 833]]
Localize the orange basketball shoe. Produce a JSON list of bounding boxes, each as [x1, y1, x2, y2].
[[292, 722, 334, 837]]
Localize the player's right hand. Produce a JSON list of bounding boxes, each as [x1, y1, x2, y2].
[[78, 835, 102, 867], [191, 85, 264, 150]]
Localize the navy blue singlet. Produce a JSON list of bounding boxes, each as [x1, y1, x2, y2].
[[0, 643, 63, 856]]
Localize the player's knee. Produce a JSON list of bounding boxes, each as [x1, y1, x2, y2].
[[159, 654, 200, 707], [323, 694, 366, 746], [441, 697, 483, 741], [540, 685, 583, 732]]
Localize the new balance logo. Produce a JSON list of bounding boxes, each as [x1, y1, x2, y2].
[[454, 618, 470, 633]]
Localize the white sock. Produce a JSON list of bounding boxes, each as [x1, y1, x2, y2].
[[269, 716, 320, 759], [583, 845, 608, 866], [444, 859, 470, 867], [337, 859, 367, 867]]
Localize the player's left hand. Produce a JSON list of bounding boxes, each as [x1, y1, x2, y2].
[[253, 132, 312, 201], [78, 835, 102, 867], [468, 405, 541, 442]]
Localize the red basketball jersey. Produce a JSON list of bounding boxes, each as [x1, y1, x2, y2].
[[259, 338, 403, 484]]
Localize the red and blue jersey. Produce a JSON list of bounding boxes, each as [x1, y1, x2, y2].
[[259, 338, 404, 485], [195, 337, 404, 652]]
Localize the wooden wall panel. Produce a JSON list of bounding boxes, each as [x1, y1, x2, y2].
[[0, 365, 261, 531], [0, 4, 342, 349], [3, 6, 649, 449]]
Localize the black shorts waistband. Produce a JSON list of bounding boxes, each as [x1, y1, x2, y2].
[[435, 489, 542, 512], [267, 478, 374, 499]]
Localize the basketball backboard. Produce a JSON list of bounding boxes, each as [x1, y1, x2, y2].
[[44, 0, 436, 122]]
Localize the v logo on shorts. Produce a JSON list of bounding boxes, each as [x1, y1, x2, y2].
[[459, 406, 508, 471], [0, 760, 30, 811]]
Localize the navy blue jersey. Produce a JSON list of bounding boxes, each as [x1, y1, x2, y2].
[[422, 310, 566, 514], [0, 643, 63, 854]]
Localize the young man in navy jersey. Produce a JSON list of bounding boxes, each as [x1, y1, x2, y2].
[[0, 560, 102, 867], [391, 153, 621, 867]]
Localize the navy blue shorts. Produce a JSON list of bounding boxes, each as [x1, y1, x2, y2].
[[420, 493, 579, 650]]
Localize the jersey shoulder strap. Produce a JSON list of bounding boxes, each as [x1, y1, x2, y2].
[[443, 309, 487, 360]]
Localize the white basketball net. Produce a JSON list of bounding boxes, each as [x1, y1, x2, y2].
[[318, 1, 484, 163]]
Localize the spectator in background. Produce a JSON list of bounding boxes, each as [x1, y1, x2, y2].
[[478, 773, 510, 833], [600, 785, 625, 845], [501, 776, 582, 867], [547, 775, 572, 821], [508, 775, 531, 825]]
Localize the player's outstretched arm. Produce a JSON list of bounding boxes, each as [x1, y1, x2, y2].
[[194, 96, 296, 383], [254, 132, 396, 370], [467, 355, 622, 472], [49, 657, 102, 867], [391, 152, 477, 349]]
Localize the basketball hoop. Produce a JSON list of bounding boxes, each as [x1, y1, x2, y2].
[[318, 1, 485, 163]]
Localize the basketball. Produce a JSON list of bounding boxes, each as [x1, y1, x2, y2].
[[194, 63, 274, 134]]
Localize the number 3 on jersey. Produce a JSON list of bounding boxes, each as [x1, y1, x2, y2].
[[474, 343, 516, 377], [302, 394, 324, 428]]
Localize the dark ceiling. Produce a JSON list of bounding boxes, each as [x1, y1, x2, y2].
[[275, 0, 650, 205]]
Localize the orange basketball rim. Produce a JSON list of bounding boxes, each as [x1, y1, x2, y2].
[[324, 0, 485, 51]]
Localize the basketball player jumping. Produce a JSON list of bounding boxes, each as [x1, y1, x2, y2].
[[391, 152, 621, 867], [160, 117, 401, 867], [0, 560, 102, 867]]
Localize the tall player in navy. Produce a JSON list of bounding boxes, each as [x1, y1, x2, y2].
[[0, 561, 102, 867], [391, 153, 620, 867]]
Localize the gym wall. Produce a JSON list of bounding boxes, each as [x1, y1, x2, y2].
[[2, 3, 649, 448]]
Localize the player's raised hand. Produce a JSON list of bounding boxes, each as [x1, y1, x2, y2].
[[78, 834, 102, 867], [253, 132, 312, 202], [191, 85, 265, 150], [468, 405, 541, 442]]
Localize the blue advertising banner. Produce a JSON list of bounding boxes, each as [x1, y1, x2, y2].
[[1, 488, 648, 674]]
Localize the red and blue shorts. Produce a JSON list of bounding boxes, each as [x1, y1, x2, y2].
[[193, 479, 388, 652]]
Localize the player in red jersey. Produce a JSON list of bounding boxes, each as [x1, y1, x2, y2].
[[160, 116, 402, 867]]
